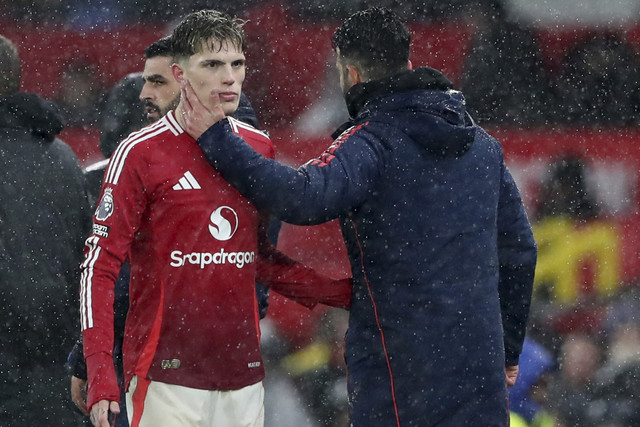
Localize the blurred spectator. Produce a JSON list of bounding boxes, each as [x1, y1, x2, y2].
[[529, 154, 616, 350], [290, 0, 474, 22], [530, 154, 597, 311], [55, 58, 105, 127], [555, 32, 640, 126], [280, 308, 349, 427], [63, 0, 126, 29], [589, 289, 640, 426], [0, 0, 481, 25], [260, 318, 320, 427], [459, 0, 555, 126], [135, 0, 264, 24], [0, 0, 61, 25], [547, 332, 604, 427], [534, 155, 599, 222], [0, 34, 90, 426], [509, 337, 557, 427]]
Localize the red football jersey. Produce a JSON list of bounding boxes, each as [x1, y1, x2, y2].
[[81, 113, 276, 398]]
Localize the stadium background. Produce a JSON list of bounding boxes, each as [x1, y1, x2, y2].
[[3, 1, 640, 425]]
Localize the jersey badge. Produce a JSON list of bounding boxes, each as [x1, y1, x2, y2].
[[95, 187, 114, 221], [209, 206, 238, 241], [161, 359, 181, 369]]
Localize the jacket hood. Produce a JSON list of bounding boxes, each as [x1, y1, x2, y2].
[[341, 67, 475, 158], [99, 72, 145, 159], [0, 92, 64, 142]]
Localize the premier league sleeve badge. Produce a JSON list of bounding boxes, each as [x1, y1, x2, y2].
[[95, 187, 115, 221]]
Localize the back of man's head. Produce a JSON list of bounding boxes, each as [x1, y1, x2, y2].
[[332, 7, 410, 81], [0, 35, 21, 97], [144, 36, 173, 59], [171, 9, 245, 63]]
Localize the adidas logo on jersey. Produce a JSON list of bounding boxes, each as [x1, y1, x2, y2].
[[173, 171, 201, 190]]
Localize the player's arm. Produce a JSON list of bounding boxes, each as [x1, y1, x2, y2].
[[199, 120, 386, 226], [80, 146, 148, 413], [180, 79, 384, 225], [255, 214, 352, 310]]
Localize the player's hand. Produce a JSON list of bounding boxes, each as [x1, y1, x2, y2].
[[505, 365, 519, 387], [181, 80, 226, 140], [70, 375, 89, 416], [89, 399, 120, 427]]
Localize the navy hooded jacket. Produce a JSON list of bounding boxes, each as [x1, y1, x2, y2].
[[197, 67, 537, 426]]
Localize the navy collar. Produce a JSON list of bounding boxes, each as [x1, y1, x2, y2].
[[344, 67, 453, 119]]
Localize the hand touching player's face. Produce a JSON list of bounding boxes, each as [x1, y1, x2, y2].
[[176, 39, 245, 116]]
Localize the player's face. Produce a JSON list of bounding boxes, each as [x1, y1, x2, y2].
[[139, 56, 181, 121], [181, 39, 245, 116]]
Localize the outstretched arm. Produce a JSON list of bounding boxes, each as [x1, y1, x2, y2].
[[255, 215, 352, 310], [180, 80, 384, 225]]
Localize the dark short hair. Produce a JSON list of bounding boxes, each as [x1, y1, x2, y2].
[[332, 7, 410, 80], [144, 36, 173, 59], [0, 35, 21, 97], [171, 9, 245, 63]]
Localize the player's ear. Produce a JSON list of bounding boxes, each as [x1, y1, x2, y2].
[[346, 64, 363, 85], [171, 63, 185, 83]]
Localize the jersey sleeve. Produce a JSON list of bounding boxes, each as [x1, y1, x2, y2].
[[80, 144, 149, 409], [197, 119, 385, 225], [255, 216, 352, 310]]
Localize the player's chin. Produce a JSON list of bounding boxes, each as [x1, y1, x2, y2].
[[222, 100, 240, 116]]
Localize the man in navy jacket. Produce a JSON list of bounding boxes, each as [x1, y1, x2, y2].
[[180, 7, 537, 426]]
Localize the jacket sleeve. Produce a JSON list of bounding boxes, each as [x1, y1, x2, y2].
[[496, 161, 537, 366], [197, 119, 385, 225], [255, 215, 352, 310], [80, 147, 148, 410], [66, 336, 87, 379]]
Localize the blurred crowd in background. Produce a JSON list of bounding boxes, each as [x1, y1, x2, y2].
[[0, 0, 507, 26], [3, 0, 640, 426], [2, 0, 640, 132]]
